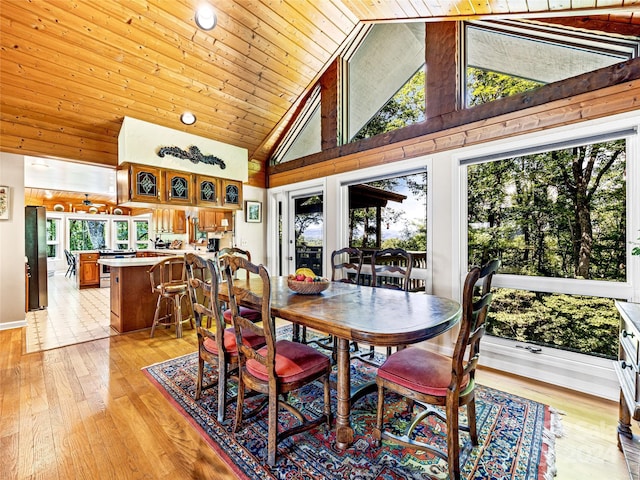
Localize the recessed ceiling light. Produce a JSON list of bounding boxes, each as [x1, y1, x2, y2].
[[195, 5, 216, 31], [180, 112, 196, 125]]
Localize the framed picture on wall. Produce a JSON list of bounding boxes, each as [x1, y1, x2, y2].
[[245, 201, 262, 223], [0, 186, 9, 220]]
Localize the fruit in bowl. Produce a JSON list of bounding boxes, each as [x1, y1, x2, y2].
[[287, 269, 330, 294]]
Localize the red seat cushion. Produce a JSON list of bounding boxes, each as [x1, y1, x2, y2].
[[377, 347, 469, 397], [223, 306, 262, 323], [246, 340, 330, 383], [202, 327, 265, 355]]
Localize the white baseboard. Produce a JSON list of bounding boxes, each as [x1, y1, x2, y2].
[[0, 319, 27, 331]]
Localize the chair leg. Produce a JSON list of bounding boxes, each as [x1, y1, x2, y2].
[[196, 355, 204, 400], [467, 398, 478, 445], [323, 374, 331, 425], [373, 384, 385, 446], [217, 360, 227, 422], [267, 389, 279, 466], [174, 295, 182, 338], [150, 294, 163, 338], [233, 377, 245, 434], [446, 401, 461, 480]]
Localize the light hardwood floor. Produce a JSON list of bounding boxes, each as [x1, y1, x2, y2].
[[1, 319, 630, 479]]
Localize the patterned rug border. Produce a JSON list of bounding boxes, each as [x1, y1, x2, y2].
[[142, 327, 562, 480]]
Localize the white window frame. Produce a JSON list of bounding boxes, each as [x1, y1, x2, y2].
[[113, 219, 130, 250], [453, 112, 640, 400], [46, 216, 62, 260], [133, 218, 150, 250]]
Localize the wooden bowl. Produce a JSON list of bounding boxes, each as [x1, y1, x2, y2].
[[287, 278, 330, 294]]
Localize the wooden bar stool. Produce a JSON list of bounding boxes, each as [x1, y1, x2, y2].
[[149, 256, 193, 338]]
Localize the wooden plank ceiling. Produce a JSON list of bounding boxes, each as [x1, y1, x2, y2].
[[1, 0, 639, 197]]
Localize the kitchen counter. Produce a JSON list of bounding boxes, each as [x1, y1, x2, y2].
[[98, 251, 216, 267], [100, 251, 217, 333]]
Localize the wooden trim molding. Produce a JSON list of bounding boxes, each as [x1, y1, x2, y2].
[[268, 58, 640, 188]]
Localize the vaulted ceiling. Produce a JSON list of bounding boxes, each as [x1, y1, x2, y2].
[[1, 0, 639, 190]]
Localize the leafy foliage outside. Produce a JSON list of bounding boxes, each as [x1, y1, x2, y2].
[[46, 218, 57, 258], [489, 289, 619, 358], [349, 173, 427, 251], [69, 219, 106, 251], [468, 142, 626, 358], [466, 67, 543, 107], [135, 220, 149, 250], [352, 68, 425, 141]]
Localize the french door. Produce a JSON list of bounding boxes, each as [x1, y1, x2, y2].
[[282, 188, 325, 277]]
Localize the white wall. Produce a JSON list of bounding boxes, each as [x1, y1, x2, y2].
[[234, 185, 267, 265], [0, 153, 27, 329]]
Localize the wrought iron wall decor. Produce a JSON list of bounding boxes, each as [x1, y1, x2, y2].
[[157, 145, 226, 169]]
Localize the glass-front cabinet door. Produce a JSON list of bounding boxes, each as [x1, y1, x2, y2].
[[129, 164, 162, 203], [222, 179, 243, 209], [165, 170, 193, 205], [195, 175, 220, 207]]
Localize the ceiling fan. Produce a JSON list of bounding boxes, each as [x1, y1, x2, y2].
[[79, 194, 106, 208]]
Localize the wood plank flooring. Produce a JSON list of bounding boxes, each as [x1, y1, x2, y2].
[[0, 322, 629, 479]]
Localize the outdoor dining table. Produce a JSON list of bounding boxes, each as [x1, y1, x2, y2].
[[220, 275, 462, 449]]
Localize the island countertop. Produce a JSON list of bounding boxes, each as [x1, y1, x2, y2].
[[98, 251, 217, 267]]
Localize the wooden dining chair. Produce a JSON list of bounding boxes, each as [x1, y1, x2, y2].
[[352, 248, 414, 362], [373, 258, 500, 480], [303, 247, 364, 360], [371, 248, 413, 292], [302, 247, 363, 351], [149, 256, 193, 338], [184, 252, 266, 422], [218, 247, 262, 325], [331, 247, 363, 284], [222, 254, 332, 467]]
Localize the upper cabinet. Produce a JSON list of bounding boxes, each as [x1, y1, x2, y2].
[[221, 179, 242, 209], [165, 170, 193, 205], [117, 164, 163, 205], [195, 175, 220, 207], [117, 163, 242, 210]]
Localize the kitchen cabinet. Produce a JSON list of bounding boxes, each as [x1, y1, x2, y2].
[[165, 170, 193, 205], [198, 210, 232, 232], [78, 253, 100, 289], [615, 300, 640, 480], [195, 175, 221, 207], [221, 179, 243, 209], [152, 208, 186, 234], [117, 163, 163, 205], [117, 163, 243, 212]]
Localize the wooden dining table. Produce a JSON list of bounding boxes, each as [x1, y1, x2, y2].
[[220, 276, 462, 449]]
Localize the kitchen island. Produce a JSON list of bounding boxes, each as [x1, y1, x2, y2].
[[99, 252, 215, 333]]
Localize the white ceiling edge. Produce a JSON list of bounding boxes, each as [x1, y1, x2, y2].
[[24, 157, 116, 195]]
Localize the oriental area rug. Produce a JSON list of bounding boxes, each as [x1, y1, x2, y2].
[[143, 330, 562, 480]]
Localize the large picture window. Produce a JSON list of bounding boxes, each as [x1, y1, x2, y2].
[[465, 20, 638, 107], [347, 23, 425, 142], [465, 136, 628, 358]]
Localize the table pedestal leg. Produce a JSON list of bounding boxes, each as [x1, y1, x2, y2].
[[335, 337, 354, 449]]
